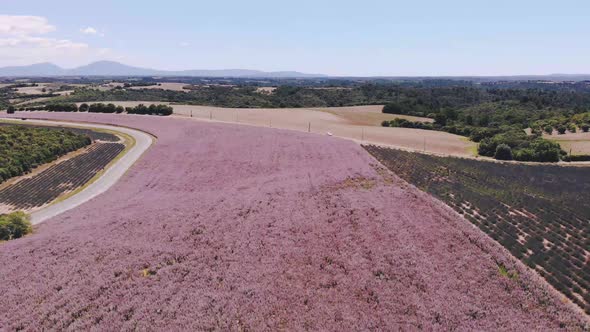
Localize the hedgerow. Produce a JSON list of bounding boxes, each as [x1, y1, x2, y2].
[[15, 103, 173, 116]]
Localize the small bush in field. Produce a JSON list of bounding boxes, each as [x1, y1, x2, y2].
[[0, 212, 31, 241]]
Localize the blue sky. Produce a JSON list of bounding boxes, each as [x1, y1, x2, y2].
[[1, 0, 589, 76]]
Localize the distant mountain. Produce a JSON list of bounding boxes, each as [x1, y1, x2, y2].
[[0, 61, 326, 78], [0, 62, 65, 76], [67, 61, 162, 76]]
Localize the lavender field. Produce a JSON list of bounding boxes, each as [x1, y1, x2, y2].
[[0, 112, 587, 330]]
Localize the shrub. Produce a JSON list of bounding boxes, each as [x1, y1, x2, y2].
[[384, 118, 434, 130], [46, 103, 78, 112], [89, 103, 116, 113], [478, 138, 495, 156], [563, 155, 590, 162], [567, 123, 577, 133], [0, 212, 32, 241], [469, 127, 501, 142], [513, 148, 535, 161], [6, 106, 15, 114], [581, 124, 590, 133], [79, 103, 89, 112], [543, 125, 553, 135], [381, 120, 390, 127], [382, 103, 404, 115], [494, 144, 513, 160], [106, 103, 117, 113], [530, 127, 542, 137], [557, 126, 566, 135], [434, 113, 447, 126], [477, 130, 528, 157], [528, 139, 562, 162]]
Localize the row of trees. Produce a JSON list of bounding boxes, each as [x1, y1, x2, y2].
[[0, 126, 91, 182], [475, 128, 565, 162], [8, 103, 173, 116], [126, 104, 173, 115], [381, 118, 434, 130], [480, 137, 564, 162], [84, 103, 124, 113], [549, 124, 590, 134]]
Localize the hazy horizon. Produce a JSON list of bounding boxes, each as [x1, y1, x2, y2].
[[3, 60, 590, 78], [1, 0, 589, 76]]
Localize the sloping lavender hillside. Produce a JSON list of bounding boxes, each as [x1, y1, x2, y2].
[[0, 112, 587, 330]]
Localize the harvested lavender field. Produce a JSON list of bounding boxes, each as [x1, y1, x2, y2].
[[364, 145, 590, 314], [0, 142, 125, 214], [0, 113, 587, 330]]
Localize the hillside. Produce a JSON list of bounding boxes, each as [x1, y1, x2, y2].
[[0, 112, 586, 330]]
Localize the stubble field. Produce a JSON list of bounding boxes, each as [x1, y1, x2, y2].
[[74, 102, 475, 157], [544, 131, 590, 155]]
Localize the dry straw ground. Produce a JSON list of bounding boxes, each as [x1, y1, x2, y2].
[[77, 102, 475, 157]]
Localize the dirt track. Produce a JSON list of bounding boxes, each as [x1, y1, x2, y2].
[[0, 112, 586, 330]]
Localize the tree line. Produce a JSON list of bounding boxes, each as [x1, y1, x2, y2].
[[379, 88, 590, 162], [9, 103, 173, 116]]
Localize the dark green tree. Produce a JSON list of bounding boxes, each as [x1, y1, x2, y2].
[[494, 144, 513, 160]]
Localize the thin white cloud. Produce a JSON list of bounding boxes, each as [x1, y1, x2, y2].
[[0, 15, 55, 36], [0, 16, 113, 66], [80, 26, 104, 36], [0, 36, 87, 49], [180, 42, 190, 47], [80, 27, 97, 34]]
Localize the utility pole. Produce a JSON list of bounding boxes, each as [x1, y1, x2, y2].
[[423, 137, 426, 152], [361, 128, 364, 142], [209, 110, 212, 120], [190, 110, 193, 118], [308, 122, 311, 133]]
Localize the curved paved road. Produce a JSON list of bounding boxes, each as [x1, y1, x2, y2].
[[3, 119, 154, 224]]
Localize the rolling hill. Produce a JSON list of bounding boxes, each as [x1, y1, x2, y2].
[[0, 61, 326, 78]]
